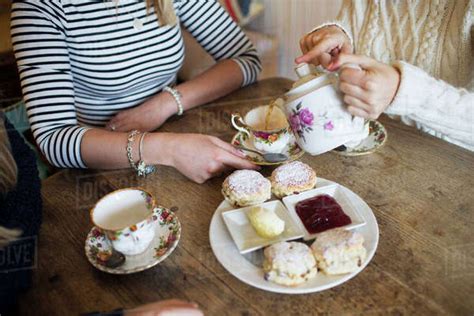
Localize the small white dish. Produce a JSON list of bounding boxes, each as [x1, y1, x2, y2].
[[282, 184, 366, 240], [221, 200, 303, 254]]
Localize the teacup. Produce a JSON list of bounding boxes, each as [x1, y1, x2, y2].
[[231, 105, 291, 154], [90, 188, 157, 256]]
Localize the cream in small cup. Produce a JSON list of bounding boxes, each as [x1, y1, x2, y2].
[[231, 105, 291, 154], [90, 188, 157, 256]]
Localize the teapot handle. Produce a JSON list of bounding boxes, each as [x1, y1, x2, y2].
[[333, 63, 362, 87], [336, 63, 363, 120], [339, 63, 362, 72]]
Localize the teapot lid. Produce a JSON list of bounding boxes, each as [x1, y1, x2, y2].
[[286, 63, 335, 101], [295, 63, 317, 79]]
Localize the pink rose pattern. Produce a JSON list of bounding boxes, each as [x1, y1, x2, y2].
[[299, 107, 314, 126], [290, 102, 315, 142], [253, 131, 282, 144], [324, 121, 334, 131], [290, 102, 337, 142]]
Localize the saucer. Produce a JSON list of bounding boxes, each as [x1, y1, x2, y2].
[[333, 120, 387, 156], [85, 206, 181, 274], [231, 132, 304, 165]]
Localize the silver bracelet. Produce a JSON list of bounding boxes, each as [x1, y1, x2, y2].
[[126, 130, 155, 177], [137, 132, 156, 177], [163, 86, 183, 116]]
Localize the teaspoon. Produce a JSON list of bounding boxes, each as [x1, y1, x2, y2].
[[234, 145, 288, 163]]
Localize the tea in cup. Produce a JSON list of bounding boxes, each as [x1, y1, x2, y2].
[[90, 188, 157, 256], [231, 105, 291, 154]]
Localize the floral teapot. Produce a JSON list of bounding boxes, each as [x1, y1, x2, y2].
[[280, 63, 369, 155]]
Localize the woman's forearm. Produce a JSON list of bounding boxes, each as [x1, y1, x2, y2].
[[387, 61, 474, 151], [144, 59, 244, 116], [80, 128, 256, 183], [81, 129, 170, 169], [177, 59, 244, 111], [105, 60, 246, 133]]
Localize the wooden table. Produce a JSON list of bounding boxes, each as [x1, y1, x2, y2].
[[19, 78, 474, 315]]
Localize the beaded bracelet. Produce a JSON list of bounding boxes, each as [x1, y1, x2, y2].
[[126, 130, 156, 177], [163, 86, 183, 116]]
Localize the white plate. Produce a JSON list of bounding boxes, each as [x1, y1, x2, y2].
[[282, 184, 366, 240], [222, 200, 304, 254], [209, 178, 379, 294]]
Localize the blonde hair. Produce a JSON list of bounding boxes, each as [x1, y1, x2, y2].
[[111, 0, 177, 26], [0, 115, 21, 249], [0, 116, 18, 197], [0, 226, 22, 249], [146, 0, 177, 26]]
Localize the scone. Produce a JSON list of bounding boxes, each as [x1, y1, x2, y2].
[[271, 161, 317, 198], [311, 228, 366, 275], [222, 170, 271, 207], [247, 206, 285, 238], [263, 241, 317, 286]]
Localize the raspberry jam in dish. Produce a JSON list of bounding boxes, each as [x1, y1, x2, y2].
[[295, 194, 352, 234]]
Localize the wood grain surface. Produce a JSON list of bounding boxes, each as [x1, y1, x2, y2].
[[18, 78, 474, 316]]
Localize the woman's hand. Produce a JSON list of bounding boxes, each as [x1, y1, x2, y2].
[[124, 299, 203, 316], [150, 133, 259, 183], [295, 25, 352, 68], [331, 54, 401, 119], [106, 92, 177, 132]]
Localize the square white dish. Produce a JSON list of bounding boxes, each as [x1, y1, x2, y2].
[[221, 200, 304, 254], [282, 184, 366, 240]]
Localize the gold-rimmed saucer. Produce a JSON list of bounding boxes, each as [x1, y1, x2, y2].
[[85, 206, 180, 274], [231, 132, 304, 166], [333, 120, 387, 156]]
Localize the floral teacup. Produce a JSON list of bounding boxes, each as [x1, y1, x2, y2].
[[231, 105, 291, 154], [90, 188, 158, 256]]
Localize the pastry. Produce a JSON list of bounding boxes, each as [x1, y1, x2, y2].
[[311, 228, 366, 275], [247, 206, 285, 238], [263, 241, 317, 286], [271, 161, 317, 198], [222, 170, 271, 207]]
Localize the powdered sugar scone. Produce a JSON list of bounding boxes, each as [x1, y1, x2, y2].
[[222, 170, 271, 207], [311, 229, 366, 275], [263, 241, 317, 286], [271, 161, 317, 198]]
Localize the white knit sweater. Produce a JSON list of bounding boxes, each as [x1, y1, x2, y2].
[[325, 0, 473, 151]]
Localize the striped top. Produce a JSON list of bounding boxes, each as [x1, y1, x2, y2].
[[10, 0, 262, 168]]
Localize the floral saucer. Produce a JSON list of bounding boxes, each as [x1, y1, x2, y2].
[[231, 131, 304, 165], [85, 206, 181, 274], [333, 120, 387, 156]]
